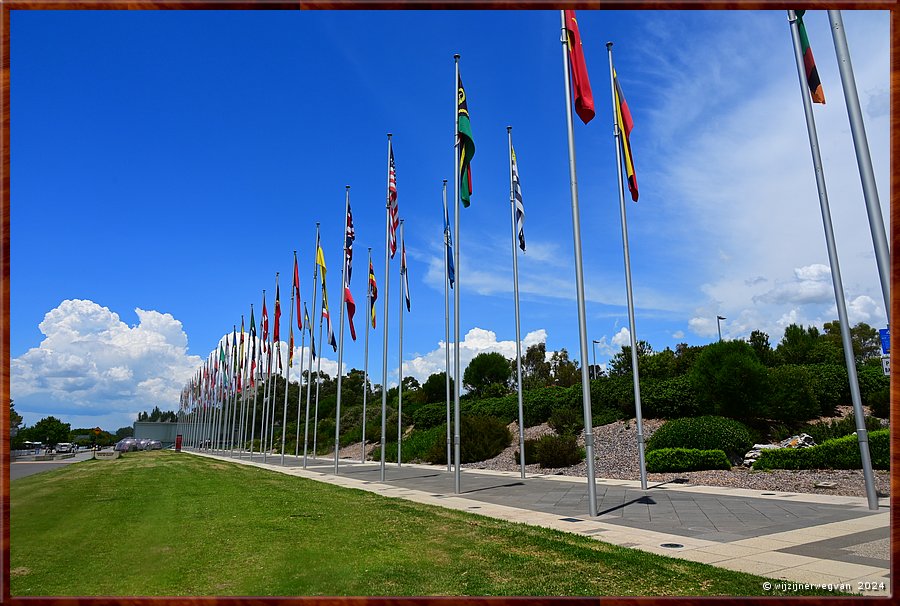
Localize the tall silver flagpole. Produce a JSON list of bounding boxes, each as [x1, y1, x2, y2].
[[442, 179, 452, 472], [788, 10, 878, 510], [238, 323, 249, 457], [281, 262, 295, 465], [263, 316, 274, 461], [453, 54, 462, 494], [303, 224, 321, 468], [313, 262, 325, 459], [361, 247, 372, 463], [229, 326, 239, 454], [507, 126, 526, 480], [250, 300, 260, 460], [827, 9, 890, 320], [606, 43, 648, 491], [334, 186, 351, 475], [270, 273, 282, 458], [295, 287, 307, 459], [380, 134, 393, 482], [397, 219, 405, 467], [559, 10, 597, 516]]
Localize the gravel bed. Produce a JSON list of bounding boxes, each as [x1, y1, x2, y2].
[[457, 418, 890, 499]]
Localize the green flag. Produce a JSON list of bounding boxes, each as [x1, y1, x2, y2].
[[457, 73, 475, 207]]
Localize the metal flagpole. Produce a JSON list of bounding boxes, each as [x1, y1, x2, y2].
[[606, 43, 648, 491], [295, 290, 307, 459], [442, 179, 452, 472], [238, 327, 249, 457], [827, 9, 890, 320], [788, 10, 879, 510], [559, 11, 597, 516], [380, 134, 393, 482], [361, 247, 372, 463], [507, 127, 527, 480], [397, 219, 405, 467], [303, 224, 320, 468], [270, 273, 281, 459], [263, 315, 273, 462], [453, 54, 462, 494], [229, 326, 239, 455], [250, 301, 260, 459], [313, 267, 325, 459], [334, 186, 351, 475], [281, 263, 295, 466]]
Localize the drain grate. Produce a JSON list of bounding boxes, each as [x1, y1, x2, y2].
[[560, 517, 584, 522], [660, 543, 684, 549]]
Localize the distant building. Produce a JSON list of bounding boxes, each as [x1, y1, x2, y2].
[[132, 422, 178, 447]]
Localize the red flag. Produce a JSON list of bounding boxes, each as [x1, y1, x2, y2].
[[564, 10, 595, 124], [345, 287, 357, 340], [293, 253, 302, 330], [274, 282, 281, 342], [368, 258, 377, 329], [344, 200, 357, 341], [261, 293, 269, 355]]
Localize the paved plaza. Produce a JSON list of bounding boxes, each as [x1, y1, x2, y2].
[[188, 449, 892, 596]]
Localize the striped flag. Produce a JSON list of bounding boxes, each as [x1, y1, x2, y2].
[[238, 315, 245, 392], [274, 282, 281, 342], [388, 142, 399, 258], [318, 244, 338, 352], [401, 237, 410, 312], [368, 258, 378, 329], [261, 292, 269, 356], [613, 68, 639, 202], [344, 199, 357, 341], [511, 145, 525, 251], [796, 11, 826, 104], [564, 9, 595, 124], [457, 73, 475, 206]]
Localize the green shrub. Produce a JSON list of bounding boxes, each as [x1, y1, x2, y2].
[[856, 365, 890, 407], [764, 365, 820, 423], [808, 364, 849, 417], [513, 439, 540, 465], [646, 416, 753, 460], [531, 434, 585, 468], [801, 414, 884, 445], [548, 407, 582, 435], [641, 375, 700, 419], [689, 340, 769, 420], [870, 388, 889, 419], [645, 448, 731, 473], [466, 395, 518, 424], [372, 425, 447, 463], [424, 416, 512, 465], [753, 429, 889, 470], [411, 403, 447, 430], [522, 387, 571, 426], [590, 376, 635, 418]]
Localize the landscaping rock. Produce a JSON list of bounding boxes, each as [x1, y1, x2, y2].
[[779, 433, 816, 449], [742, 444, 779, 467]]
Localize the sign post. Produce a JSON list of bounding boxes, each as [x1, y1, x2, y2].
[[175, 434, 183, 452]]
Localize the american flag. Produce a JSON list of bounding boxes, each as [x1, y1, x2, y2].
[[388, 142, 399, 257]]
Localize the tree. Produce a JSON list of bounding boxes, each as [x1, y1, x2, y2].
[[641, 347, 677, 380], [608, 341, 653, 377], [10, 399, 22, 434], [116, 426, 134, 439], [521, 342, 552, 390], [747, 330, 774, 366], [28, 416, 71, 448], [821, 320, 882, 364], [421, 372, 454, 404], [463, 352, 512, 398], [550, 348, 580, 387], [689, 340, 769, 420], [775, 323, 820, 365]]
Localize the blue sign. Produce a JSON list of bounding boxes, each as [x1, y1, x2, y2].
[[879, 328, 889, 355]]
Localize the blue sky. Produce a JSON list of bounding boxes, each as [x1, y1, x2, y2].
[[10, 9, 890, 432]]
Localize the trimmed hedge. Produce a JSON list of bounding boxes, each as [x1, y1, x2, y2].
[[753, 429, 889, 470], [646, 448, 731, 473], [801, 414, 883, 445], [646, 416, 753, 460]]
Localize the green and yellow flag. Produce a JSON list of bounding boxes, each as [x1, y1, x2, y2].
[[457, 73, 475, 207]]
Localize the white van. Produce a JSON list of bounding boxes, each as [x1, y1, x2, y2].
[[55, 442, 73, 453]]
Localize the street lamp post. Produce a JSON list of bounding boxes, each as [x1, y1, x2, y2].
[[591, 339, 600, 380], [716, 316, 726, 342]]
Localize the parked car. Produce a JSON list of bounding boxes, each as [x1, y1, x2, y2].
[[55, 442, 73, 453], [114, 438, 139, 452]]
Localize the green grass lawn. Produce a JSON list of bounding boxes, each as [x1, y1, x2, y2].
[[10, 451, 841, 597]]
